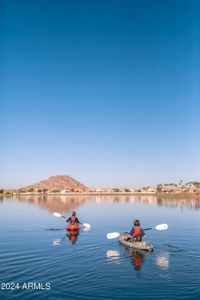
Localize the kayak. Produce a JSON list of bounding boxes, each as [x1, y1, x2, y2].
[[119, 234, 154, 251], [66, 224, 80, 232]]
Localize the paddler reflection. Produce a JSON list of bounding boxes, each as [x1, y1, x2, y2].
[[132, 250, 145, 270], [125, 247, 149, 270], [66, 231, 79, 244]]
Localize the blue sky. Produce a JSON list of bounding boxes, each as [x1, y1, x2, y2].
[[1, 0, 200, 189]]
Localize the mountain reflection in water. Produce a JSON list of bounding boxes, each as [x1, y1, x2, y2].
[[1, 194, 200, 213]]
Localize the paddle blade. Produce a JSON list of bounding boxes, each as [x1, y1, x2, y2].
[[155, 223, 168, 231], [107, 232, 120, 239], [53, 212, 62, 218], [82, 223, 91, 230]]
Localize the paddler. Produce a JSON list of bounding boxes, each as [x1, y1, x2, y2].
[[125, 219, 145, 242], [66, 211, 80, 225]]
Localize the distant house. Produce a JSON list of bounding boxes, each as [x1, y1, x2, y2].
[[140, 187, 155, 193], [61, 190, 68, 194], [147, 188, 156, 193], [95, 188, 103, 193], [188, 188, 197, 193]]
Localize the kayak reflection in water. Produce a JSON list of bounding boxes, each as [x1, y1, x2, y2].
[[66, 231, 79, 245], [132, 250, 146, 270], [124, 219, 145, 242], [66, 211, 80, 225], [125, 247, 149, 270]]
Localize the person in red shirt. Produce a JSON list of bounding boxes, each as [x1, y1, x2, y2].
[[66, 211, 80, 225]]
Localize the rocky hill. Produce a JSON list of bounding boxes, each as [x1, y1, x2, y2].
[[19, 175, 90, 192]]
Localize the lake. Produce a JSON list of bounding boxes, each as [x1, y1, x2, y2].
[[0, 194, 200, 300]]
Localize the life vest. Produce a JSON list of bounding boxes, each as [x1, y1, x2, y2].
[[70, 216, 76, 225], [133, 227, 142, 239]]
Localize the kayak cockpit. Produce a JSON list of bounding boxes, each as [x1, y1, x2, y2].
[[119, 234, 154, 251]]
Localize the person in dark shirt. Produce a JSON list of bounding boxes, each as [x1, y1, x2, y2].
[[125, 219, 145, 241], [66, 211, 80, 225]]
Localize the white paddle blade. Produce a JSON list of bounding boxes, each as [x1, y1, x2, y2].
[[107, 232, 120, 239], [155, 223, 168, 231], [82, 223, 91, 230], [53, 212, 62, 218]]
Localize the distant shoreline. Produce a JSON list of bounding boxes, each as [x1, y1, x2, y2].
[[1, 176, 199, 197], [1, 191, 200, 198]]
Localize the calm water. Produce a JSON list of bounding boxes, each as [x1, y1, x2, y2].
[[0, 194, 200, 300]]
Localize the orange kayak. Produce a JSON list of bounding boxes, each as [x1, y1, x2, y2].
[[66, 224, 80, 231]]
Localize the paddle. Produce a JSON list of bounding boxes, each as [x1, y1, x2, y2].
[[106, 223, 168, 239], [53, 212, 91, 230]]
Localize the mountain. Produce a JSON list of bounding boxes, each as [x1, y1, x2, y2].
[[19, 175, 90, 192]]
